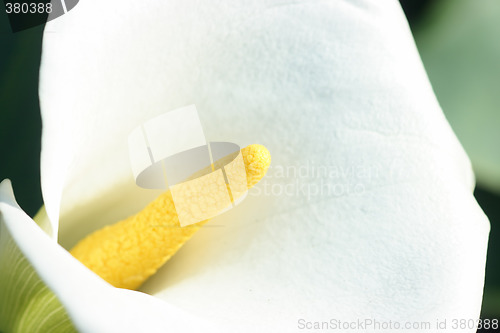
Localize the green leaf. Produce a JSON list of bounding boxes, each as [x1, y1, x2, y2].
[[0, 220, 76, 333]]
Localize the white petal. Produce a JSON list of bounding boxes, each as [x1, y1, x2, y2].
[[39, 0, 490, 331], [0, 180, 217, 333], [0, 187, 76, 332]]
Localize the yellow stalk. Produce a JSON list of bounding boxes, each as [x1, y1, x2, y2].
[[70, 144, 271, 290]]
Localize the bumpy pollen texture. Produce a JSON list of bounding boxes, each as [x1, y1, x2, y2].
[[70, 144, 270, 290]]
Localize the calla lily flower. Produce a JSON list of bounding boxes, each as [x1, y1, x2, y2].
[[0, 0, 490, 332]]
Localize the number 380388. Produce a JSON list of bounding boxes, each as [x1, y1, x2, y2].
[[5, 2, 53, 14]]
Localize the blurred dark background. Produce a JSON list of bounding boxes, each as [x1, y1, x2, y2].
[[0, 15, 43, 215], [0, 0, 499, 328]]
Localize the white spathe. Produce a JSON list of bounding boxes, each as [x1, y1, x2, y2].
[[32, 0, 490, 332], [0, 180, 214, 333]]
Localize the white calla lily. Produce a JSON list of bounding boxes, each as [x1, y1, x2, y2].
[[0, 0, 490, 332]]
